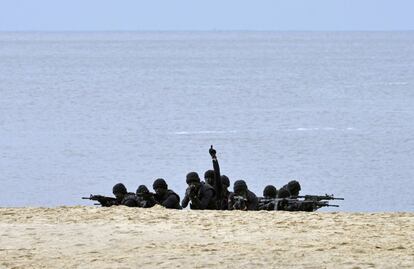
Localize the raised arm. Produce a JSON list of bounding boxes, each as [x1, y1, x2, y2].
[[209, 145, 222, 203]]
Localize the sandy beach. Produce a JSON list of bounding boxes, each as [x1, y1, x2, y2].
[[0, 206, 413, 269]]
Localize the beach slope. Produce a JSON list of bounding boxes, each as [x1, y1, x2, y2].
[[0, 206, 413, 268]]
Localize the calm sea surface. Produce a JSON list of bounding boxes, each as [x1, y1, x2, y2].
[[0, 32, 413, 211]]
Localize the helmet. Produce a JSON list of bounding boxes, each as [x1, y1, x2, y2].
[[204, 170, 214, 179], [221, 175, 230, 187], [112, 183, 127, 195], [263, 185, 277, 198], [186, 172, 201, 184], [287, 180, 301, 196], [277, 188, 290, 198], [136, 185, 150, 194], [153, 178, 168, 190], [233, 180, 248, 193]]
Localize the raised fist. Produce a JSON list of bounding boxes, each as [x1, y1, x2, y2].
[[209, 145, 216, 158]]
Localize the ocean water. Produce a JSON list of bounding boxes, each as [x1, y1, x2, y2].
[[0, 32, 413, 211]]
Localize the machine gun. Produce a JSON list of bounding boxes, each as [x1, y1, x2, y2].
[[291, 194, 344, 202], [258, 197, 340, 212], [82, 194, 117, 207], [279, 199, 340, 212]]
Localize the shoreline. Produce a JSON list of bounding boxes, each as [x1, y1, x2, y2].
[[1, 206, 413, 268]]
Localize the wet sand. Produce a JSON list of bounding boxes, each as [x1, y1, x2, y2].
[[0, 206, 413, 268]]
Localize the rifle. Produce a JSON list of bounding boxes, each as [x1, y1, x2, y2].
[[291, 194, 344, 201], [136, 192, 155, 199], [259, 198, 339, 212], [82, 194, 117, 207], [136, 192, 157, 208], [232, 195, 248, 210]]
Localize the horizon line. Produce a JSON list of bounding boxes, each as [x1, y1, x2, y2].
[[1, 29, 414, 33]]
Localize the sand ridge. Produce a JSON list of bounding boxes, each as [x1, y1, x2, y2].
[[0, 206, 413, 268]]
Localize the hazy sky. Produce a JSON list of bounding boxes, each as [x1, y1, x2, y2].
[[1, 0, 413, 31]]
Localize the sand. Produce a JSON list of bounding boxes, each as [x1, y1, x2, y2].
[[0, 206, 413, 269]]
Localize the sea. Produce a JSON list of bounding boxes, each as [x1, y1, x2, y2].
[[0, 32, 413, 211]]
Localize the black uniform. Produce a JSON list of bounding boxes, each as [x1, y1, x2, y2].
[[98, 183, 138, 207], [136, 185, 157, 208], [154, 190, 181, 209], [181, 172, 217, 210], [228, 180, 258, 211], [220, 175, 230, 210], [152, 178, 181, 209], [121, 192, 139, 207], [204, 146, 223, 209], [282, 180, 301, 197], [228, 190, 258, 211], [258, 185, 278, 211]]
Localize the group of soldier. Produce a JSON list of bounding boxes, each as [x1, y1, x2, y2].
[[84, 146, 341, 211]]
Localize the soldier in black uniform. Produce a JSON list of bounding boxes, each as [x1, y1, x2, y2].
[[275, 186, 313, 211], [136, 185, 157, 208], [282, 180, 301, 197], [181, 172, 216, 210], [93, 183, 137, 207], [204, 145, 223, 209], [277, 187, 290, 198], [152, 178, 181, 209], [220, 175, 230, 210], [228, 180, 258, 211], [258, 185, 278, 210], [115, 183, 138, 207]]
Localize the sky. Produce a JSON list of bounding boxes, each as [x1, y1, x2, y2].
[[0, 0, 413, 31]]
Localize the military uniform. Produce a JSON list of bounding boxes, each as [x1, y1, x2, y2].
[[228, 180, 258, 211], [181, 172, 217, 210], [152, 178, 181, 209]]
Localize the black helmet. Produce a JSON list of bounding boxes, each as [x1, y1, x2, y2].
[[287, 180, 301, 196], [153, 178, 168, 190], [277, 187, 290, 198], [186, 172, 200, 184], [221, 175, 230, 187], [263, 185, 277, 198], [112, 183, 127, 195], [136, 185, 150, 194], [204, 170, 214, 179], [233, 180, 248, 193]]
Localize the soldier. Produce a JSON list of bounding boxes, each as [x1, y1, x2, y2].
[[204, 145, 223, 209], [152, 178, 181, 209], [282, 180, 301, 197], [136, 185, 157, 208], [277, 187, 290, 199], [275, 187, 313, 211], [181, 172, 217, 210], [258, 185, 278, 210], [92, 183, 137, 207], [228, 180, 258, 211], [114, 183, 138, 207], [220, 175, 231, 210]]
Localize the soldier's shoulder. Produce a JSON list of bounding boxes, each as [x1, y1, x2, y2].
[[167, 190, 180, 199]]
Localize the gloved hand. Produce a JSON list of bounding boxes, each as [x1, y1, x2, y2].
[[185, 187, 192, 197], [189, 185, 198, 198], [209, 145, 216, 158]]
